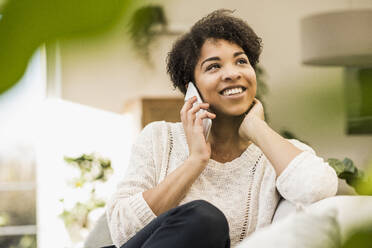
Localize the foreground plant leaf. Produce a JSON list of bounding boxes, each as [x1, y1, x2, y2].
[[328, 158, 372, 195], [0, 0, 134, 94]]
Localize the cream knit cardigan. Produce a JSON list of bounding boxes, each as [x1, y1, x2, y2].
[[106, 121, 338, 247]]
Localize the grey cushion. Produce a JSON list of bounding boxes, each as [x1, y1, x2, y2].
[[237, 210, 340, 248], [84, 214, 113, 248]]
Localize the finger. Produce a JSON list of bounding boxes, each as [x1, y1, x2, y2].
[[253, 98, 262, 106], [194, 111, 215, 126], [187, 96, 198, 105], [194, 114, 210, 137], [189, 103, 209, 115], [246, 100, 255, 113], [187, 103, 209, 123], [181, 96, 197, 113], [252, 98, 264, 110], [208, 112, 216, 119], [250, 98, 265, 120], [190, 110, 216, 126], [183, 98, 200, 134], [180, 96, 197, 122]]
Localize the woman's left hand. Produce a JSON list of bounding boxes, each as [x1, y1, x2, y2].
[[239, 98, 304, 177], [238, 98, 265, 142]]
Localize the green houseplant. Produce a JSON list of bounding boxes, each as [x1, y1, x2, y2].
[[60, 153, 112, 246]]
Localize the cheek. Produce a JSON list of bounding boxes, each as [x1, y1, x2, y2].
[[246, 71, 257, 90], [252, 82, 257, 94], [197, 75, 219, 94], [250, 84, 257, 99]]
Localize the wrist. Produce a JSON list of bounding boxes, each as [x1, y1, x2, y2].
[[187, 155, 209, 168], [250, 118, 269, 146], [240, 117, 266, 141]]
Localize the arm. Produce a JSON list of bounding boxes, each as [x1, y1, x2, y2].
[[105, 123, 159, 247], [239, 99, 302, 176], [144, 96, 216, 215], [107, 133, 206, 247], [248, 118, 302, 177], [239, 99, 338, 204], [107, 98, 215, 247], [274, 139, 338, 204], [143, 157, 206, 215]]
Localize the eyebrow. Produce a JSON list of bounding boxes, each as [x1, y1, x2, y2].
[[200, 51, 246, 68]]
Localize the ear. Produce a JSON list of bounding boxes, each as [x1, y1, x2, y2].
[[185, 83, 189, 90]]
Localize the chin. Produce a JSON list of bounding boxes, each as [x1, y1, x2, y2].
[[213, 100, 254, 117], [221, 106, 249, 117]]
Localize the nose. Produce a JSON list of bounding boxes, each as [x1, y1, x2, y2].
[[221, 65, 241, 82]]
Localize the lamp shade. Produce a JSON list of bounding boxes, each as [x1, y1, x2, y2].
[[301, 9, 372, 66]]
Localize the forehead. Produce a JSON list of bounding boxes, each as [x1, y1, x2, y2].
[[198, 39, 244, 60]]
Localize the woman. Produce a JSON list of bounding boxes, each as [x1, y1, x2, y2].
[[106, 9, 338, 248]]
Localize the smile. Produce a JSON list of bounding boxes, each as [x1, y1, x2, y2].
[[220, 87, 246, 96]]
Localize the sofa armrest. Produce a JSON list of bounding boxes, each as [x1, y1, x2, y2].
[[84, 214, 113, 248], [307, 195, 372, 243], [273, 196, 372, 243], [272, 199, 296, 223]]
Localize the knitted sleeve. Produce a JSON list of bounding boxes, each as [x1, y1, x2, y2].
[[275, 139, 338, 205], [106, 122, 159, 247]]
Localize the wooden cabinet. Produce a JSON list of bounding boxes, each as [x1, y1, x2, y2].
[[141, 98, 184, 128]]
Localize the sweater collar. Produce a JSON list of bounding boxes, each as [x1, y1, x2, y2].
[[176, 122, 263, 171]]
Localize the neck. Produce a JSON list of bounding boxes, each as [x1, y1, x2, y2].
[[208, 113, 251, 149]]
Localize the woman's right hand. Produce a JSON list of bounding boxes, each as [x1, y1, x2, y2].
[[180, 96, 216, 166]]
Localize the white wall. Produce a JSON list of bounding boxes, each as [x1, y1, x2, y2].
[[35, 99, 136, 248], [58, 0, 372, 193]]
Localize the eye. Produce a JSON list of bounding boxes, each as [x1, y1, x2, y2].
[[206, 63, 220, 72], [237, 58, 248, 65]]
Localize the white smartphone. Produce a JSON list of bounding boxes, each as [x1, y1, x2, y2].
[[184, 82, 212, 139]]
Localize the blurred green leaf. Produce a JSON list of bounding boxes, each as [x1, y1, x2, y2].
[[0, 0, 134, 94], [328, 158, 345, 176], [342, 225, 372, 248], [353, 163, 372, 195], [19, 235, 37, 248], [64, 153, 113, 187], [343, 158, 356, 174], [0, 212, 10, 226], [328, 157, 372, 195], [61, 153, 112, 230], [0, 0, 8, 13], [59, 193, 106, 229]]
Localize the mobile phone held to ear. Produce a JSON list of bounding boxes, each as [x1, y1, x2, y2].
[[184, 82, 212, 139]]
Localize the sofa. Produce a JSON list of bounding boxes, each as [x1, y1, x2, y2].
[[84, 195, 372, 248]]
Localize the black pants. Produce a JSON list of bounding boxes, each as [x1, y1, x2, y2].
[[115, 200, 231, 248]]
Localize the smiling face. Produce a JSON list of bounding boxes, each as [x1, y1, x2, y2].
[[193, 39, 257, 117]]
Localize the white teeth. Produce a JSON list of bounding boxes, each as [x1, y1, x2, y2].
[[222, 87, 243, 96]]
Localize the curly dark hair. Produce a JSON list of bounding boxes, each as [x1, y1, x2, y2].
[[166, 9, 263, 95]]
